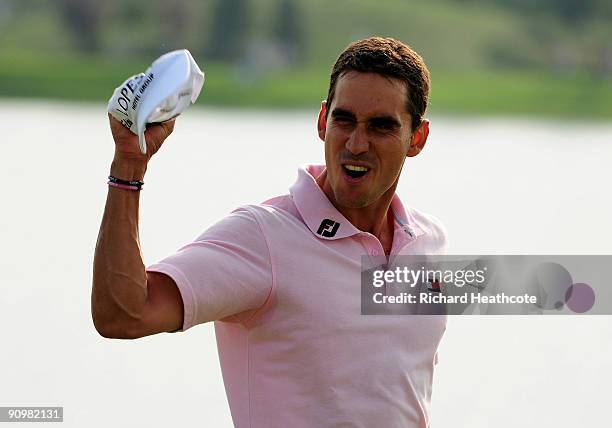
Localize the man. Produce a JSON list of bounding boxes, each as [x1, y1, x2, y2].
[[93, 36, 447, 428]]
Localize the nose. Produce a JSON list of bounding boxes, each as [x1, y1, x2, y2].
[[345, 124, 369, 155]]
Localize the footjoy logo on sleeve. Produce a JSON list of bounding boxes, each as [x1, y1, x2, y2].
[[317, 219, 340, 237]]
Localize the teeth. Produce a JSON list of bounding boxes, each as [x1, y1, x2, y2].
[[344, 165, 369, 172]]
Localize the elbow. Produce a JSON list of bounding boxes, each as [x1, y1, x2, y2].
[[91, 298, 115, 338], [93, 322, 115, 339], [92, 309, 138, 340], [93, 319, 139, 340], [91, 282, 146, 339], [95, 326, 117, 339], [92, 314, 121, 339]]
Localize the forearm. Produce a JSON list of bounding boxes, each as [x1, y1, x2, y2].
[[92, 157, 149, 336]]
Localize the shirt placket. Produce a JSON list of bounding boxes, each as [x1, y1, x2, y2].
[[359, 232, 388, 295]]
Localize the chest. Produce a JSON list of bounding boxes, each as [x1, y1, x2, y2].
[[251, 231, 446, 362]]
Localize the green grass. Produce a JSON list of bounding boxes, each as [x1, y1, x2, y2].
[[430, 70, 612, 119], [1, 51, 611, 120]]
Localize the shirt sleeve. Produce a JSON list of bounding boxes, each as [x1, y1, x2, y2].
[[146, 206, 273, 331]]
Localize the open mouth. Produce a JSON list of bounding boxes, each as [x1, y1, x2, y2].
[[342, 164, 370, 180]]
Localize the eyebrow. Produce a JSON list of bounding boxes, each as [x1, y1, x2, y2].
[[331, 107, 401, 128], [330, 108, 356, 120]]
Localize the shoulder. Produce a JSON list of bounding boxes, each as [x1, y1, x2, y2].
[[199, 194, 294, 235], [234, 194, 301, 224]]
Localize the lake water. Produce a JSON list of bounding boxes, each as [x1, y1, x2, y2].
[[1, 100, 611, 427]]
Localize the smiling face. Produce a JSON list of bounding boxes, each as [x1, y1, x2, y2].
[[318, 71, 429, 209]]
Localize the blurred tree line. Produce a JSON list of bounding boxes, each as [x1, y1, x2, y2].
[[11, 0, 304, 66], [459, 0, 612, 74], [1, 0, 611, 76], [468, 0, 612, 25]]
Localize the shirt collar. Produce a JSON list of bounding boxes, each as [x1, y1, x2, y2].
[[289, 165, 424, 241]]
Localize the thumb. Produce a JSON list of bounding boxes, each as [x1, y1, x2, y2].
[[144, 119, 176, 150]]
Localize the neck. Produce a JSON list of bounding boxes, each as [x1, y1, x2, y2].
[[316, 169, 397, 252]]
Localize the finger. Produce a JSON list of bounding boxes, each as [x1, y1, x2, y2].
[[108, 113, 120, 129], [108, 113, 135, 137], [161, 118, 176, 135], [145, 119, 176, 143]]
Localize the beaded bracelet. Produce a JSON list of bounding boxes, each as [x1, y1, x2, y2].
[[108, 175, 144, 191], [108, 181, 142, 191], [108, 175, 144, 187]]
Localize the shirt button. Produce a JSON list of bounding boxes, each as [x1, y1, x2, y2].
[[371, 249, 379, 256]]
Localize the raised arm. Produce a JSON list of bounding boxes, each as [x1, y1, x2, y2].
[[92, 115, 183, 339]]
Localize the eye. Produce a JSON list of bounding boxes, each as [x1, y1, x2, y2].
[[376, 123, 393, 131], [333, 116, 355, 127], [370, 120, 398, 133]]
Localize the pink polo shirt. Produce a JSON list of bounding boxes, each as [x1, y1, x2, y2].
[[147, 165, 448, 428]]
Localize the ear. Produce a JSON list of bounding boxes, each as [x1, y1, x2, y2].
[[317, 100, 327, 141], [407, 119, 429, 157]]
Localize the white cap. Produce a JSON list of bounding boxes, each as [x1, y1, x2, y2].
[[108, 49, 205, 154]]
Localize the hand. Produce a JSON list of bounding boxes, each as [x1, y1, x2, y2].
[[108, 113, 176, 163]]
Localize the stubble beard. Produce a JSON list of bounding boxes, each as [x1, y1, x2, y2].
[[333, 187, 376, 210]]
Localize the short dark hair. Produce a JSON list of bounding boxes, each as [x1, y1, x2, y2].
[[326, 36, 430, 131]]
